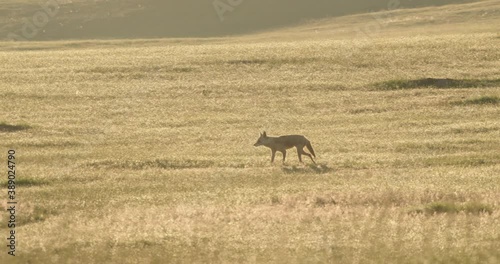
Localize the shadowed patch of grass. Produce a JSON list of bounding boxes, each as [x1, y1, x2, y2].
[[0, 122, 30, 132], [225, 57, 317, 66], [270, 195, 282, 205], [453, 96, 500, 106], [450, 127, 499, 134], [16, 178, 49, 187], [425, 202, 461, 214], [306, 83, 349, 92], [313, 196, 337, 207], [171, 67, 195, 73], [226, 59, 268, 65], [409, 202, 493, 215], [79, 65, 195, 74], [86, 159, 257, 170], [86, 159, 215, 170], [374, 78, 500, 90], [19, 140, 83, 148], [349, 107, 387, 114], [1, 177, 49, 187]]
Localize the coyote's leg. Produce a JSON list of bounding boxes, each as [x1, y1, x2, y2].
[[296, 147, 303, 162], [298, 147, 316, 164], [271, 149, 276, 163], [302, 152, 316, 164], [280, 150, 287, 163]]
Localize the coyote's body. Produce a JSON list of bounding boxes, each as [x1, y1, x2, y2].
[[254, 132, 316, 164]]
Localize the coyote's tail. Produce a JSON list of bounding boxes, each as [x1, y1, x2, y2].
[[306, 141, 316, 158]]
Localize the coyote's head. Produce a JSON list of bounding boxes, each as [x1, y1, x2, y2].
[[253, 131, 267, 147]]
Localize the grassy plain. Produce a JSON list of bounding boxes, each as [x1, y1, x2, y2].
[[1, 3, 500, 264]]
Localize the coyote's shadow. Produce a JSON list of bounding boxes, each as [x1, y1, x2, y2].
[[281, 163, 333, 174]]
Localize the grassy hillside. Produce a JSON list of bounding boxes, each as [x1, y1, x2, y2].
[[0, 0, 480, 40], [1, 1, 500, 263], [256, 0, 500, 40]]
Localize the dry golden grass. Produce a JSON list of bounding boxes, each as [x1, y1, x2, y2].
[[1, 10, 500, 263]]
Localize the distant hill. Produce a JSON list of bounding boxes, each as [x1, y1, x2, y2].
[[250, 0, 500, 41], [0, 0, 484, 41]]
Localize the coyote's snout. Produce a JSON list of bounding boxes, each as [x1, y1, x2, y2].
[[254, 131, 316, 164]]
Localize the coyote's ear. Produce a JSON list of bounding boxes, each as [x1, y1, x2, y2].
[[259, 132, 262, 137], [263, 131, 267, 137]]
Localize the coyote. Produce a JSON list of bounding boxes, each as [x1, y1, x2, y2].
[[254, 131, 316, 164]]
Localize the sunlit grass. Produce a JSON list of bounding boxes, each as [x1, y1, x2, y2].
[[0, 30, 499, 264]]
